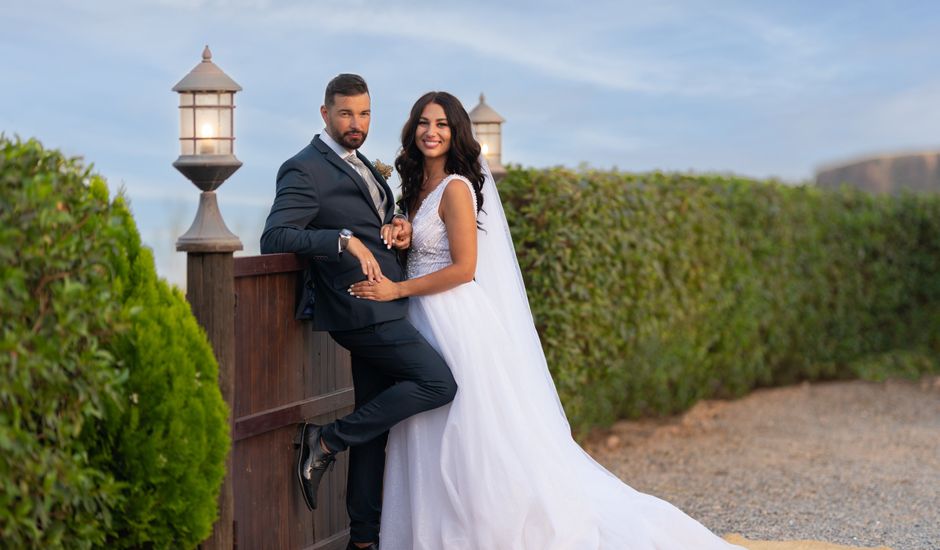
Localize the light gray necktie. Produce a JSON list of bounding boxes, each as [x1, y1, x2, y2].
[[346, 153, 386, 220]]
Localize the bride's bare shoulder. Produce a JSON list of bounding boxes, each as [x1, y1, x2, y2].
[[438, 175, 477, 220], [441, 176, 475, 204]]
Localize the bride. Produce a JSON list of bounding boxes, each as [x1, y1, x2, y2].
[[348, 91, 744, 550]]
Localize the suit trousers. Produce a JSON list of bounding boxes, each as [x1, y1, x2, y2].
[[325, 318, 457, 543]]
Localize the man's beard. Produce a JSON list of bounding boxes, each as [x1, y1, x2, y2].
[[334, 128, 367, 150]]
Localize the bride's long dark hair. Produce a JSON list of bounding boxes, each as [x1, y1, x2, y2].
[[395, 92, 485, 217]]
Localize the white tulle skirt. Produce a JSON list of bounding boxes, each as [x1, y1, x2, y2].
[[380, 280, 744, 550]]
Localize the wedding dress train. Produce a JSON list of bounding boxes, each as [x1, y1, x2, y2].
[[379, 169, 744, 550]]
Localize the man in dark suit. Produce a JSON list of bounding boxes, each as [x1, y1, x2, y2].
[[260, 74, 456, 550]]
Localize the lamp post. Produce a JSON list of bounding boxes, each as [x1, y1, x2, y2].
[[469, 93, 506, 180], [173, 45, 239, 549], [173, 45, 243, 252]]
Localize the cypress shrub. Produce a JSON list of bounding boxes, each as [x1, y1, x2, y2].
[[0, 136, 228, 548], [499, 167, 940, 432]]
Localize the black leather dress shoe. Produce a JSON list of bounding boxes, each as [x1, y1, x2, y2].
[[294, 423, 335, 510], [346, 541, 378, 550]]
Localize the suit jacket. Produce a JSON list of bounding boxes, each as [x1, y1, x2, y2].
[[260, 135, 406, 331]]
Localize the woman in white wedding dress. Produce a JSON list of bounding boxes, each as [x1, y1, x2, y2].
[[348, 92, 744, 550]]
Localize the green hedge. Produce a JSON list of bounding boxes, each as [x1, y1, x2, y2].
[[499, 167, 940, 432], [0, 136, 228, 548]]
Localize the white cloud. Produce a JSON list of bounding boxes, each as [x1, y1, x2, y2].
[[253, 2, 828, 98], [22, 0, 839, 99]]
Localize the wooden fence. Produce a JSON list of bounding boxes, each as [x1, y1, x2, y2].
[[229, 253, 353, 549]]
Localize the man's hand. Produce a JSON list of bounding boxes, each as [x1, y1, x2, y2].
[[345, 236, 384, 282], [381, 216, 412, 250]]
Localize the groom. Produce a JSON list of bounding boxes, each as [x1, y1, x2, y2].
[[260, 74, 457, 550]]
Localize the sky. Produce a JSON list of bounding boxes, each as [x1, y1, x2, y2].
[[3, 1, 940, 286]]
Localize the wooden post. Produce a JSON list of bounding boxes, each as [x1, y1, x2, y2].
[[188, 253, 236, 549], [176, 191, 242, 549]]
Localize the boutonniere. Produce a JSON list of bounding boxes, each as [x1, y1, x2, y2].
[[373, 159, 393, 180]]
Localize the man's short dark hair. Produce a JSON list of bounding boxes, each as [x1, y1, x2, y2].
[[325, 74, 369, 107]]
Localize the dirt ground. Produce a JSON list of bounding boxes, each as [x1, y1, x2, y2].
[[584, 377, 940, 550]]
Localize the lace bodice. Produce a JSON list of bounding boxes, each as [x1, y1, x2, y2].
[[406, 175, 477, 279]]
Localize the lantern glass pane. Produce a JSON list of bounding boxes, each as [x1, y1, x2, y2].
[[195, 108, 218, 137], [194, 107, 219, 155], [218, 140, 232, 154], [181, 139, 195, 155], [180, 107, 194, 139], [220, 108, 232, 139], [195, 93, 220, 106], [179, 93, 194, 106], [220, 92, 232, 106]]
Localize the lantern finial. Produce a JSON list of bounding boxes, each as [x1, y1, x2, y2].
[[202, 45, 212, 62]]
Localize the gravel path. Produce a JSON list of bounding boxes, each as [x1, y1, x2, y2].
[[585, 377, 940, 550]]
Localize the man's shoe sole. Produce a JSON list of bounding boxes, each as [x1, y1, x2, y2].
[[295, 423, 316, 510]]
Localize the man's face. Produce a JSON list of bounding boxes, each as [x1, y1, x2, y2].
[[321, 93, 371, 150]]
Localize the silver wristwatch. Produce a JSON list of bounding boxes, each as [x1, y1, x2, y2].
[[339, 228, 353, 251]]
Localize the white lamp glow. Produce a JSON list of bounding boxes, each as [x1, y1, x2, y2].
[[198, 122, 217, 154]]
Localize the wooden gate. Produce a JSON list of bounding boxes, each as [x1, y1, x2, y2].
[[230, 253, 353, 549]]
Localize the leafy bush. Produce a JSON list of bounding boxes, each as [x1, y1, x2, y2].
[[1, 137, 126, 548], [499, 167, 940, 431], [0, 136, 228, 548]]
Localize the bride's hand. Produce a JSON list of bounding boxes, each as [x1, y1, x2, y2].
[[381, 216, 412, 250], [349, 278, 402, 301]]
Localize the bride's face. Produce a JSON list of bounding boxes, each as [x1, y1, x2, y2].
[[415, 102, 451, 161]]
